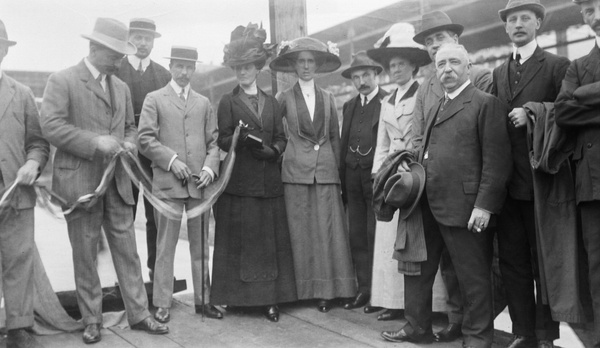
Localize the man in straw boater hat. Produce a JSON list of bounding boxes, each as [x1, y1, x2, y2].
[[0, 19, 49, 348], [338, 51, 388, 312], [116, 18, 171, 282], [138, 45, 221, 323], [409, 10, 495, 344], [40, 18, 168, 344], [556, 0, 600, 346], [492, 1, 570, 347]]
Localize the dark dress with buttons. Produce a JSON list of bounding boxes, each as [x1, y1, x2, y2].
[[211, 86, 297, 306]]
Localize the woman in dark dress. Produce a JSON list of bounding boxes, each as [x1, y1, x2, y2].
[[211, 23, 297, 322]]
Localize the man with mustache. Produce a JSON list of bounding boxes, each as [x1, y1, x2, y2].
[[491, 1, 570, 347], [339, 51, 388, 311], [555, 0, 600, 346], [116, 18, 171, 281]]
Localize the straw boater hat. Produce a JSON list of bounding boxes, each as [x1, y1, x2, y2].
[[341, 51, 383, 79], [0, 19, 16, 47], [129, 18, 161, 38], [413, 11, 464, 45], [223, 23, 276, 67], [269, 37, 341, 73], [82, 18, 136, 55], [499, 0, 546, 21], [383, 161, 425, 220], [164, 46, 200, 62], [367, 23, 431, 68]]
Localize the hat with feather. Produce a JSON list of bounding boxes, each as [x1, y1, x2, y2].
[[223, 23, 276, 68]]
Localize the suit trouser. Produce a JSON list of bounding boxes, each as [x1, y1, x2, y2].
[[345, 166, 376, 294], [64, 180, 150, 326], [404, 198, 494, 348], [153, 197, 211, 308], [497, 197, 559, 340], [0, 207, 35, 330], [131, 152, 158, 272], [440, 247, 464, 324], [579, 201, 600, 345]]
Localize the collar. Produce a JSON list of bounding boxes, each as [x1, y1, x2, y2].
[[127, 55, 151, 72], [84, 57, 103, 81], [241, 81, 258, 96], [298, 78, 315, 91], [361, 85, 379, 103], [170, 79, 190, 98], [513, 39, 537, 63], [446, 79, 471, 100], [395, 78, 415, 105]]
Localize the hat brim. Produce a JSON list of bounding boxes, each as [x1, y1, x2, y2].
[[341, 65, 383, 79], [82, 33, 136, 55], [366, 47, 431, 68], [164, 57, 201, 62], [130, 28, 161, 38], [400, 162, 425, 220], [225, 54, 267, 68], [413, 24, 464, 45], [499, 4, 545, 21], [0, 38, 16, 47], [269, 50, 341, 73]]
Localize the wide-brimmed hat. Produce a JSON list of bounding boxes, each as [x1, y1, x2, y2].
[[341, 51, 383, 79], [164, 46, 199, 62], [0, 19, 16, 47], [499, 0, 546, 21], [269, 37, 341, 73], [413, 11, 464, 45], [367, 23, 431, 68], [383, 161, 425, 220], [223, 23, 276, 67], [82, 18, 136, 55], [129, 18, 161, 38]]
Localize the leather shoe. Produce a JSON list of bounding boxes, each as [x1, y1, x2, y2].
[[433, 323, 462, 342], [154, 307, 170, 323], [130, 316, 169, 335], [363, 305, 384, 314], [7, 328, 42, 348], [381, 327, 433, 343], [507, 335, 537, 348], [344, 292, 370, 309], [195, 304, 224, 319], [538, 340, 555, 348], [82, 324, 101, 344], [317, 299, 331, 312], [264, 305, 279, 322], [377, 309, 402, 321]]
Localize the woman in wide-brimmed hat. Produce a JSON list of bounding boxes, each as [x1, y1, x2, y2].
[[211, 23, 297, 322], [270, 37, 356, 312]]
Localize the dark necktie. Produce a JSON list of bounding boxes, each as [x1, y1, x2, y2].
[[362, 95, 368, 107], [515, 53, 522, 67], [137, 60, 144, 74]]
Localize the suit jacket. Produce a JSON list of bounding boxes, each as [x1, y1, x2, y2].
[[41, 60, 137, 205], [555, 44, 600, 203], [0, 74, 49, 209], [217, 86, 286, 198], [138, 83, 220, 200], [421, 84, 512, 227], [372, 81, 419, 174], [116, 58, 171, 117], [492, 46, 570, 200], [278, 82, 341, 185]]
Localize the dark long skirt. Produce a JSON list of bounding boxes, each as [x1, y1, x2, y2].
[[211, 193, 297, 306]]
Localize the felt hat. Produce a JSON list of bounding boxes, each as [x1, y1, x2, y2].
[[164, 45, 200, 62], [82, 18, 136, 55], [0, 19, 16, 47], [367, 23, 431, 68], [223, 23, 276, 67], [499, 0, 546, 21], [269, 37, 341, 73], [413, 11, 464, 45], [129, 18, 161, 38], [341, 51, 383, 79], [383, 162, 425, 220]]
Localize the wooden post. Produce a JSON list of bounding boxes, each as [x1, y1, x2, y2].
[[269, 0, 307, 95]]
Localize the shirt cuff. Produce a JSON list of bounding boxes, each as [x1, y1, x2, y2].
[[167, 154, 178, 171], [202, 166, 215, 180], [474, 206, 493, 215]]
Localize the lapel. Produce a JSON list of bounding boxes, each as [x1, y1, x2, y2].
[[232, 86, 262, 128], [584, 45, 600, 81], [293, 83, 318, 142], [342, 94, 360, 137], [511, 46, 545, 100], [78, 61, 111, 108], [372, 87, 388, 128], [435, 84, 474, 126], [185, 89, 199, 116], [165, 83, 186, 111], [498, 60, 511, 100], [0, 75, 15, 124]]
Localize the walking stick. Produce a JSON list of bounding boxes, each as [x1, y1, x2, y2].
[[201, 188, 206, 321]]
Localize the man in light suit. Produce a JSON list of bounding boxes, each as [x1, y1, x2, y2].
[[40, 18, 168, 344], [0, 19, 48, 348], [339, 51, 388, 311], [138, 46, 221, 323], [382, 43, 511, 348]]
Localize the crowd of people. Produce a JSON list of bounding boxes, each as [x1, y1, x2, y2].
[[1, 0, 600, 347]]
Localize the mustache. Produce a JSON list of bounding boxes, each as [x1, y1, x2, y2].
[[358, 84, 370, 90], [592, 21, 600, 30]]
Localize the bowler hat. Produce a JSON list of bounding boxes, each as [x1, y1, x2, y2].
[[341, 51, 383, 79], [499, 0, 546, 22], [82, 18, 136, 55], [164, 46, 200, 62], [0, 19, 16, 47], [367, 23, 431, 69], [129, 18, 161, 38], [383, 161, 425, 220], [269, 37, 341, 73], [223, 23, 276, 67], [413, 11, 464, 45]]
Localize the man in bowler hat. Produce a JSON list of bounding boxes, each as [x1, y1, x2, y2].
[[41, 17, 168, 344]]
